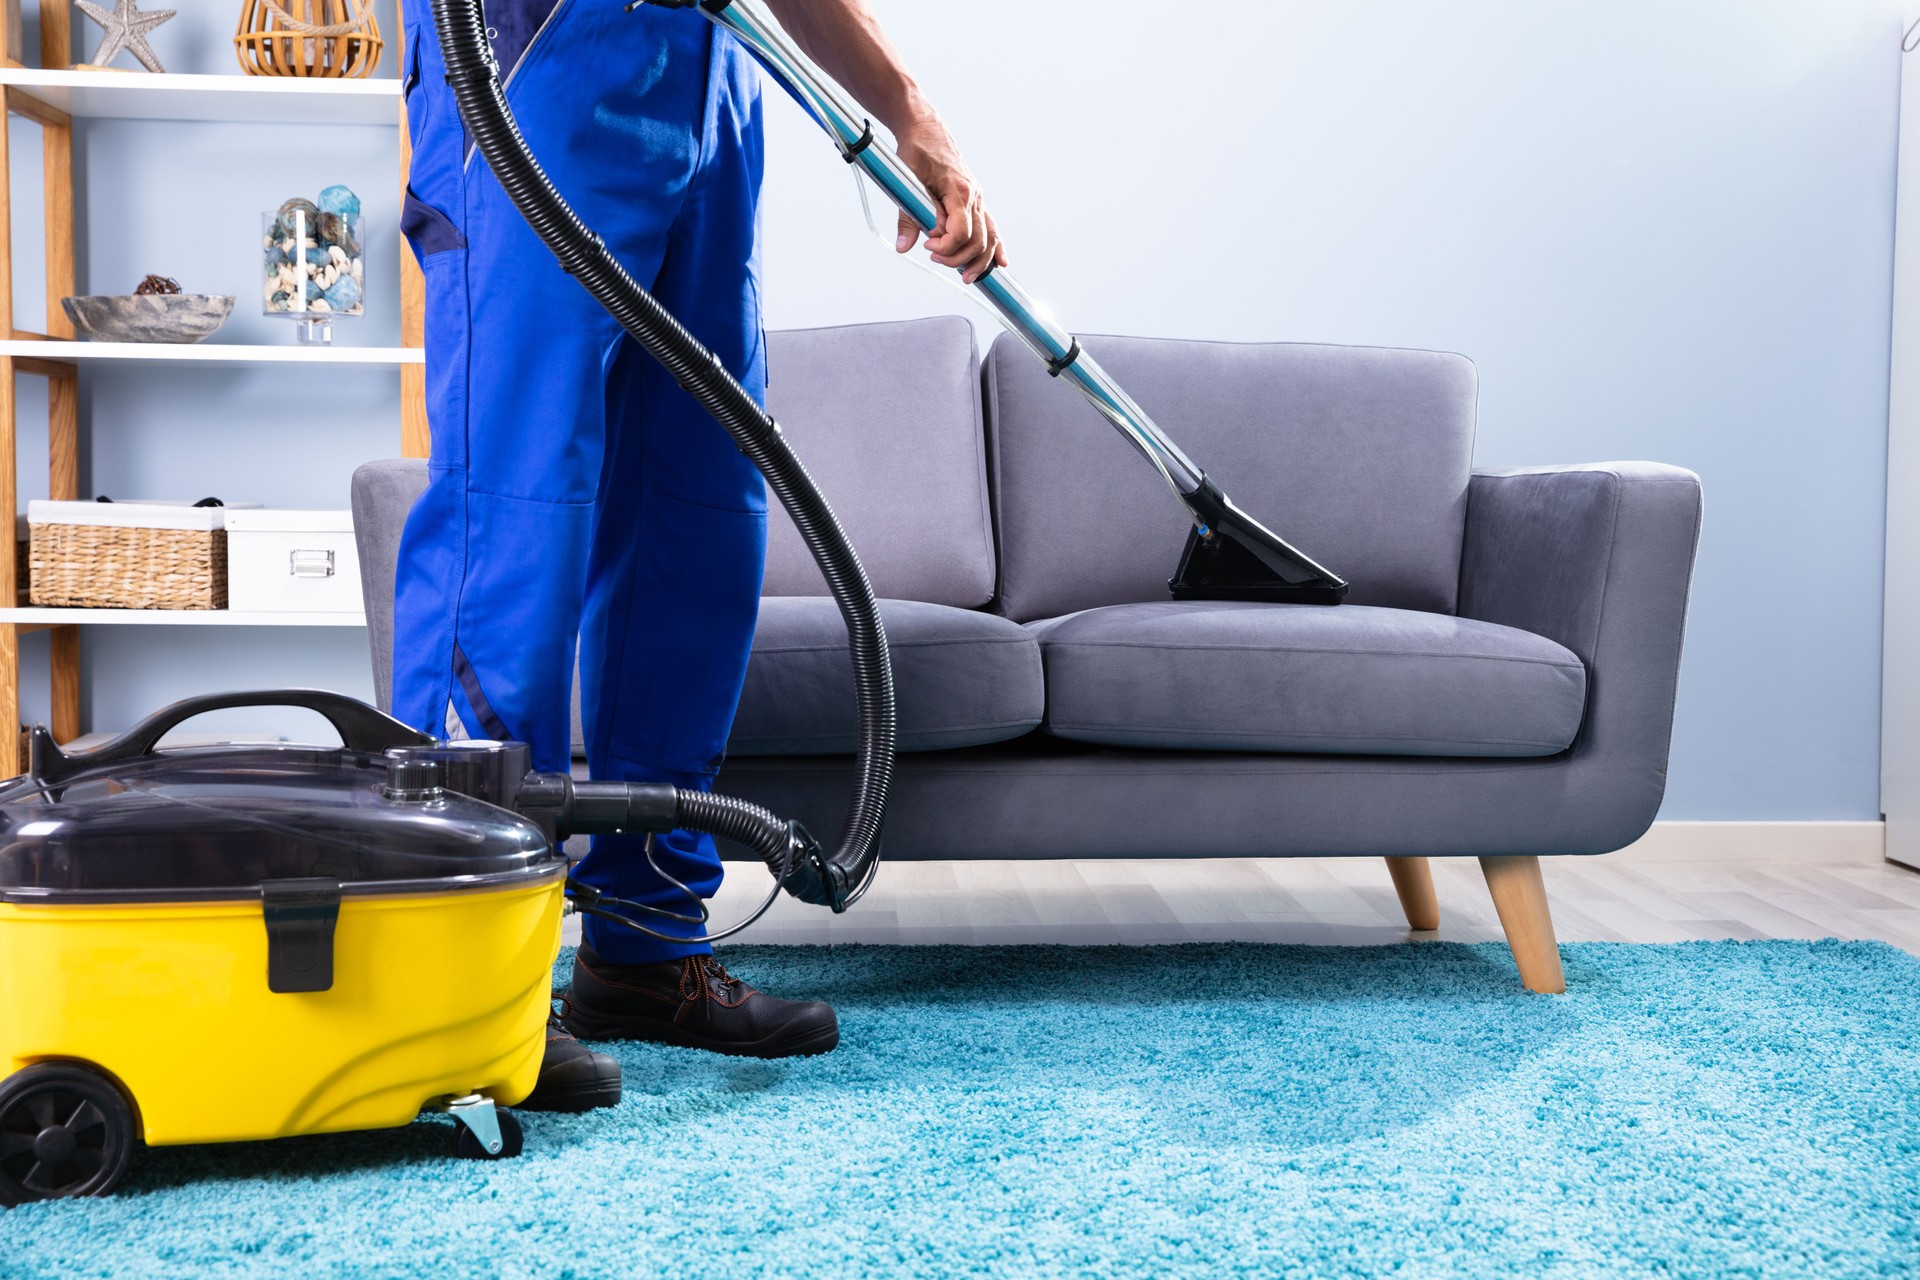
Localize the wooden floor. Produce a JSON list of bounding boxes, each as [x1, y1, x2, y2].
[[564, 846, 1920, 956]]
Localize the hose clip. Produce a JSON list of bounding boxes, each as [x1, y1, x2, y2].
[[840, 119, 875, 164], [1046, 337, 1083, 378]]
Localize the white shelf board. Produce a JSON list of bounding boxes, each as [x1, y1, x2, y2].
[[0, 68, 400, 125], [0, 607, 366, 626], [0, 340, 421, 367]]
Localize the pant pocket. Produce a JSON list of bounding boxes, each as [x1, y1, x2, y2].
[[402, 186, 467, 259]]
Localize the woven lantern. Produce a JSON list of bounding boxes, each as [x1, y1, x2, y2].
[[234, 0, 383, 78]]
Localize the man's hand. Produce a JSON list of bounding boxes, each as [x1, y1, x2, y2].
[[760, 0, 1009, 285], [893, 114, 1007, 284]]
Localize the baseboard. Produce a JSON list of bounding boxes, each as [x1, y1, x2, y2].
[[1607, 820, 1887, 866]]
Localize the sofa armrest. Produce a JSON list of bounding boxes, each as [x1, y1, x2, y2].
[[1460, 462, 1701, 664], [1459, 463, 1702, 833]]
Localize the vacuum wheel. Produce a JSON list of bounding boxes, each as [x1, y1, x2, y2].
[[451, 1107, 523, 1161], [0, 1063, 136, 1207]]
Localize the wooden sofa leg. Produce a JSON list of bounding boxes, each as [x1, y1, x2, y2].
[[1478, 856, 1566, 993], [1385, 857, 1440, 931]]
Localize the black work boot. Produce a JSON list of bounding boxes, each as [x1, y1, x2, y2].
[[517, 1013, 623, 1112], [560, 945, 840, 1058]]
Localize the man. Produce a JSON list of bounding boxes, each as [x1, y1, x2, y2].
[[395, 0, 1006, 1108]]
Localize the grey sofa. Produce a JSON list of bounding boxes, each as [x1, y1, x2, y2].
[[353, 316, 1702, 992]]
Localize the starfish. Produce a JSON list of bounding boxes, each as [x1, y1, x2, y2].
[[75, 0, 176, 74]]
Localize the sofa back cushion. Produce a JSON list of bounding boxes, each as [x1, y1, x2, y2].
[[984, 334, 1478, 621], [761, 317, 996, 608]]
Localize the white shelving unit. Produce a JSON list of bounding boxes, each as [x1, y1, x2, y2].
[[0, 608, 367, 626], [0, 340, 420, 366], [0, 67, 400, 124], [0, 34, 422, 768]]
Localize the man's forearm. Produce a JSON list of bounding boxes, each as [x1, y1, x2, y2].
[[755, 0, 1007, 279], [760, 0, 933, 135]]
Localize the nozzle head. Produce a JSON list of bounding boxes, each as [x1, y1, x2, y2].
[[1169, 477, 1348, 604]]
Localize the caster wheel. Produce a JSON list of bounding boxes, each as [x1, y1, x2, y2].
[[0, 1063, 135, 1206], [452, 1107, 523, 1161]]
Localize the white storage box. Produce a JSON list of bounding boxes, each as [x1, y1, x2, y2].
[[225, 509, 364, 615]]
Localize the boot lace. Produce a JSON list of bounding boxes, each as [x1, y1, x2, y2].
[[696, 955, 743, 999]]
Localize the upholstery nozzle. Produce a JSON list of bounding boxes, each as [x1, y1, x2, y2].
[[1169, 477, 1348, 605]]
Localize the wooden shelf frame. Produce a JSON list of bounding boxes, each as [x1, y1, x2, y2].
[[0, 7, 429, 775], [0, 12, 82, 766]]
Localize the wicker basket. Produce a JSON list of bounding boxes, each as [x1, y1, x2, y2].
[[234, 0, 383, 79], [29, 503, 236, 610]]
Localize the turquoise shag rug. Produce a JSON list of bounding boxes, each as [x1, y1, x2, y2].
[[8, 941, 1920, 1278]]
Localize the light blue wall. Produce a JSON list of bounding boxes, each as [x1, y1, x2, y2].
[[754, 0, 1905, 821], [19, 0, 1902, 816]]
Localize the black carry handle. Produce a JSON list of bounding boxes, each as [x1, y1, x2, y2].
[[29, 688, 436, 784]]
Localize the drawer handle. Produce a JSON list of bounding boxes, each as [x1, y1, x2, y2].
[[290, 549, 336, 578]]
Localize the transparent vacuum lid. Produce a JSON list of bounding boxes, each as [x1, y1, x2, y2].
[[0, 744, 561, 902]]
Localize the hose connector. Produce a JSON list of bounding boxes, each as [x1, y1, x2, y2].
[[777, 820, 850, 910]]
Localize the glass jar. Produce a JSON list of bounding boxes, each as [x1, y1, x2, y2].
[[262, 190, 364, 344]]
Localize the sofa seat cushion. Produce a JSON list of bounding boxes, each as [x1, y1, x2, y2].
[[1027, 601, 1586, 757], [730, 597, 1044, 755]]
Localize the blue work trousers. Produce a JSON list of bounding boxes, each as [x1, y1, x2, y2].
[[395, 0, 767, 964]]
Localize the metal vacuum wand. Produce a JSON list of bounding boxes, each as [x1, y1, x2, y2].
[[645, 0, 1348, 604]]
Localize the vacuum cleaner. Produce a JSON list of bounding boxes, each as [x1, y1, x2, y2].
[[0, 0, 1349, 1205], [0, 689, 838, 1204]]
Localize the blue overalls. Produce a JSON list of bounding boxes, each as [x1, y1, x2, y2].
[[396, 0, 766, 964]]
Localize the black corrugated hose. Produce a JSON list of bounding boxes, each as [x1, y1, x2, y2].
[[428, 0, 894, 912]]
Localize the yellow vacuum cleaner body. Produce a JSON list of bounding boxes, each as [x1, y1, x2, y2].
[[0, 691, 569, 1205]]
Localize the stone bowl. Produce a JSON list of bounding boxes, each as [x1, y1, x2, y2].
[[60, 294, 235, 344]]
